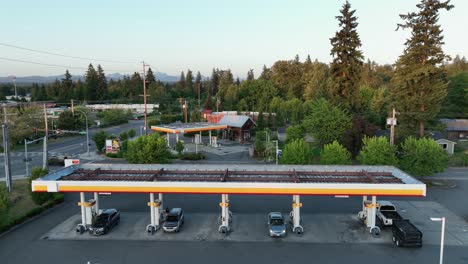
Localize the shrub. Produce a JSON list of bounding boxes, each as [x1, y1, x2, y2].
[[175, 141, 184, 155], [128, 128, 136, 138], [125, 133, 171, 164], [280, 139, 312, 165], [180, 153, 205, 160], [92, 130, 109, 152], [357, 136, 398, 166], [119, 131, 129, 141], [286, 125, 305, 142], [320, 141, 351, 165], [160, 114, 183, 124], [400, 137, 448, 176], [28, 167, 53, 205]]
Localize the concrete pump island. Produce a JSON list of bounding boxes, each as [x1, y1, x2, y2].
[[33, 164, 468, 247]]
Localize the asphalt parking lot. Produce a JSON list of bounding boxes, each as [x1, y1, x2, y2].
[[42, 200, 468, 246]]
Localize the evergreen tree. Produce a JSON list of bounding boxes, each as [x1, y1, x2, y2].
[[392, 0, 453, 137], [210, 68, 219, 96], [247, 69, 255, 81], [195, 71, 202, 100], [84, 63, 98, 101], [176, 71, 186, 96], [59, 70, 73, 102], [329, 1, 364, 110], [96, 65, 107, 101], [203, 96, 213, 110], [146, 67, 156, 84], [439, 72, 468, 118], [185, 69, 194, 97], [73, 79, 85, 101], [305, 54, 312, 64], [259, 65, 271, 80]]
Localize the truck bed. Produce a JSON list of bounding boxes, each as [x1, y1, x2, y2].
[[380, 211, 403, 220]]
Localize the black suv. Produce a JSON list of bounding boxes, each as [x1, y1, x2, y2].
[[89, 209, 120, 236]]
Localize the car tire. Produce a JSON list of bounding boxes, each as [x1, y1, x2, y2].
[[370, 227, 381, 238]]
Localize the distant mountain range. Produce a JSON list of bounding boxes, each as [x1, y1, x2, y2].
[[0, 71, 179, 84]]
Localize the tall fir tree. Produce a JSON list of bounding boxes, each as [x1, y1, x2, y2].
[[146, 67, 156, 84], [84, 63, 98, 101], [59, 70, 73, 102], [210, 68, 219, 96], [195, 71, 202, 105], [247, 69, 255, 81], [176, 71, 186, 96], [392, 0, 453, 137], [96, 65, 108, 101], [259, 65, 271, 80], [329, 1, 364, 110], [185, 70, 194, 97]]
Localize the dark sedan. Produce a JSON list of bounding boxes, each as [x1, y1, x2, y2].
[[89, 209, 120, 236]]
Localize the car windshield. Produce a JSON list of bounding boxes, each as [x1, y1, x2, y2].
[[270, 218, 284, 225], [93, 215, 109, 226], [166, 215, 179, 222]]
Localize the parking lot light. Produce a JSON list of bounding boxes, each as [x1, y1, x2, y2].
[[431, 217, 446, 264]]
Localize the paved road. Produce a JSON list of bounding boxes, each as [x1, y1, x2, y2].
[[0, 120, 144, 179]]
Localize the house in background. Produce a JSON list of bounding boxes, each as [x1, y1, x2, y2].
[[440, 119, 468, 141], [430, 131, 456, 155], [217, 115, 256, 142]]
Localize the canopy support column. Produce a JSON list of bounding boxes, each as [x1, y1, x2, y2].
[[290, 195, 303, 234], [218, 194, 231, 234], [147, 193, 161, 234]]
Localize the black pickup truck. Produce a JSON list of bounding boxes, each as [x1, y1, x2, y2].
[[391, 219, 423, 247]]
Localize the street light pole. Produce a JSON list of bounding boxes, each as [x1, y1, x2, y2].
[[431, 217, 446, 264], [273, 140, 278, 165]]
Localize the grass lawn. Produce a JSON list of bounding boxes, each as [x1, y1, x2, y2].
[[1, 179, 64, 232], [7, 179, 40, 220]]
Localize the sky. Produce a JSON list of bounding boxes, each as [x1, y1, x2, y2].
[[0, 0, 467, 79]]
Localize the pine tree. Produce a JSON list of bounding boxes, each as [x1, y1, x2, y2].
[[185, 69, 194, 97], [392, 0, 453, 137], [306, 54, 312, 64], [195, 71, 202, 105], [176, 71, 186, 96], [247, 69, 255, 81], [74, 79, 85, 100], [210, 68, 219, 96], [59, 70, 73, 102], [146, 67, 156, 84], [96, 65, 108, 101], [329, 1, 364, 110], [84, 64, 98, 101], [260, 65, 271, 80]]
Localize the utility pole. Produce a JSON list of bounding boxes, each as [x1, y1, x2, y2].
[[43, 104, 48, 170], [2, 104, 12, 192], [389, 108, 397, 145], [216, 97, 220, 112], [10, 76, 17, 98], [183, 100, 188, 123], [142, 61, 148, 135], [71, 99, 74, 114]]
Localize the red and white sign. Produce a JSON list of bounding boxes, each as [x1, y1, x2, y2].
[[64, 159, 80, 167]]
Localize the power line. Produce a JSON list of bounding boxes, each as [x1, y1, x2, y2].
[[0, 42, 138, 64], [0, 57, 136, 73]]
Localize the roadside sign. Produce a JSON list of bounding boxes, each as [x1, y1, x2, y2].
[[64, 159, 80, 167]]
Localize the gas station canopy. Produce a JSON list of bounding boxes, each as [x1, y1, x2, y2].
[[151, 122, 227, 134], [32, 164, 426, 197]]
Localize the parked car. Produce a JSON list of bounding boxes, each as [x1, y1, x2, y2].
[[392, 219, 423, 247], [89, 209, 120, 236], [267, 212, 287, 237], [163, 208, 184, 233], [377, 201, 403, 226]]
